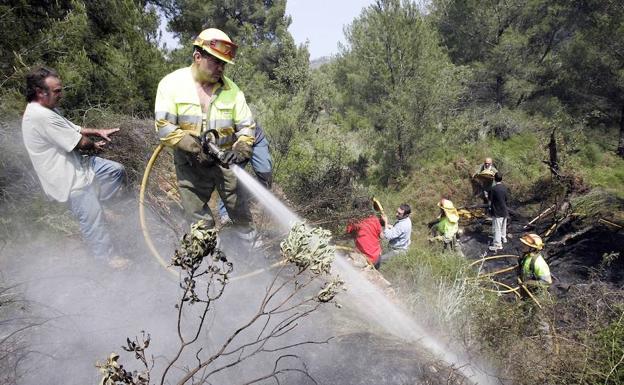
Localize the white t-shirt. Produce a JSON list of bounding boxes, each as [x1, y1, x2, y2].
[[21, 103, 94, 202]]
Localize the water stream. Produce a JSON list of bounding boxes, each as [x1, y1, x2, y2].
[[231, 165, 498, 385]]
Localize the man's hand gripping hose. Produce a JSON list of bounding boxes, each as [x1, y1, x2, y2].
[[200, 129, 249, 167]]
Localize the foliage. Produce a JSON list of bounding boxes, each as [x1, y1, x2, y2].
[[587, 310, 624, 385], [429, 0, 624, 157], [382, 243, 624, 385], [333, 0, 464, 182], [0, 0, 169, 116], [381, 246, 485, 328], [280, 222, 334, 274], [97, 351, 150, 385], [274, 127, 360, 232], [99, 219, 343, 385], [0, 283, 37, 385], [567, 132, 624, 198]]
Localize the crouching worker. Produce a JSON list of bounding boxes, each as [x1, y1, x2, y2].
[[518, 234, 552, 289], [379, 204, 412, 266], [346, 198, 383, 269], [429, 199, 460, 250]]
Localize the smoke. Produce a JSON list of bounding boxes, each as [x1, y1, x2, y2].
[[2, 195, 342, 384], [234, 166, 500, 385], [2, 122, 493, 384]]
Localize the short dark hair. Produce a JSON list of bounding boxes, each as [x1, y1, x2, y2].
[[494, 172, 503, 182], [399, 203, 411, 216], [25, 66, 59, 102]]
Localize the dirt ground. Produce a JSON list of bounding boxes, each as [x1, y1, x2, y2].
[[458, 198, 624, 294]]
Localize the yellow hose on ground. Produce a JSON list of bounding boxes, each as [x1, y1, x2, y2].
[[482, 280, 521, 298], [138, 144, 285, 282], [517, 278, 543, 309], [468, 254, 519, 267], [476, 265, 517, 279]]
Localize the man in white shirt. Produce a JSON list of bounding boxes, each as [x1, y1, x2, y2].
[[21, 66, 129, 269]]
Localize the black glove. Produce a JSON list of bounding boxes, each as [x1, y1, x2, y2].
[[221, 150, 246, 165]]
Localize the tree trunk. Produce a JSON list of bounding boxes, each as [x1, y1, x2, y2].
[[548, 129, 559, 174], [618, 103, 624, 157], [495, 75, 504, 106]]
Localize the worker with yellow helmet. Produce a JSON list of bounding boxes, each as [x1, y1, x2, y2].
[[429, 198, 460, 249], [154, 28, 256, 235], [518, 234, 552, 286]]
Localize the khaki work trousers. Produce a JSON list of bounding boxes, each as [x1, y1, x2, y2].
[[174, 149, 251, 228]]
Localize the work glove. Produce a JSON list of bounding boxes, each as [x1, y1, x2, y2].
[[232, 140, 253, 159], [176, 134, 201, 154], [222, 140, 253, 165], [221, 149, 246, 165], [177, 134, 215, 167]]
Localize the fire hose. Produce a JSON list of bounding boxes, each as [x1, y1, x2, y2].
[[139, 143, 168, 272], [138, 132, 282, 281], [469, 254, 544, 307]]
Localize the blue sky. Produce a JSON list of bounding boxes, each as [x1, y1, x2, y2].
[[285, 0, 374, 59]]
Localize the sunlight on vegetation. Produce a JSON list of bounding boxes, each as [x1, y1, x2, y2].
[[2, 0, 624, 384]]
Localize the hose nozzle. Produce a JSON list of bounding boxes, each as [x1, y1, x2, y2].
[[201, 129, 229, 167]]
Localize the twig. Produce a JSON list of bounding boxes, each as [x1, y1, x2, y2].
[[548, 225, 595, 246], [524, 204, 556, 228]]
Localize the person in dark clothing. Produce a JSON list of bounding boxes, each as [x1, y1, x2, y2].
[[489, 172, 509, 251], [472, 157, 498, 204]]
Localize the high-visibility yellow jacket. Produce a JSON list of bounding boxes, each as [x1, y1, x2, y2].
[[435, 216, 458, 240], [154, 66, 255, 149], [521, 252, 552, 284]]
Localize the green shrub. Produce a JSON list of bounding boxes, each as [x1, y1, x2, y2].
[[586, 310, 624, 385]]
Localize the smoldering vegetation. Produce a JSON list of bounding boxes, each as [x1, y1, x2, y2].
[[0, 117, 474, 385], [1, 202, 471, 385]]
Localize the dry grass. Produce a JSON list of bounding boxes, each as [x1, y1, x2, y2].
[[384, 244, 624, 385]]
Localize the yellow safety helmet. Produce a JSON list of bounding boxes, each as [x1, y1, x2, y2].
[[371, 197, 384, 214], [520, 233, 544, 250], [437, 199, 455, 210], [437, 199, 459, 223], [193, 28, 238, 64]]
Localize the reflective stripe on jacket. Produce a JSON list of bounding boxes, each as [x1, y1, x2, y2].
[[521, 252, 552, 284], [154, 66, 255, 149]]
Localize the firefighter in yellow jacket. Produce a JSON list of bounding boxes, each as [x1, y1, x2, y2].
[[518, 234, 552, 287], [154, 28, 255, 233]]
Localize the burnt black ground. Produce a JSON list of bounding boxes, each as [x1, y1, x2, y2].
[[459, 204, 624, 291]]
